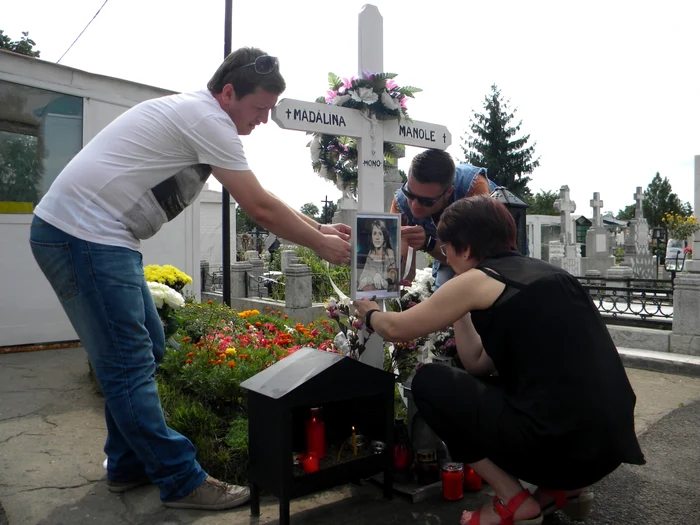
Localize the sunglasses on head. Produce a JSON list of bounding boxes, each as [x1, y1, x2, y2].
[[237, 55, 279, 74], [401, 183, 449, 207]]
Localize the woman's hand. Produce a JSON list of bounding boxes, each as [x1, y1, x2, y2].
[[353, 299, 380, 318]]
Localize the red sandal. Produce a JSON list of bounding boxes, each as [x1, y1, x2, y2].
[[461, 489, 543, 525], [538, 488, 594, 520]]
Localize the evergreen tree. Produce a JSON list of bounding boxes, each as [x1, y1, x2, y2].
[[461, 84, 539, 197]]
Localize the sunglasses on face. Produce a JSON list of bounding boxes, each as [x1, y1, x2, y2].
[[401, 183, 449, 208], [238, 55, 279, 74]]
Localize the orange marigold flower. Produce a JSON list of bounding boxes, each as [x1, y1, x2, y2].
[[185, 359, 192, 365], [283, 315, 289, 320], [207, 300, 213, 304], [186, 352, 195, 357], [277, 311, 282, 315], [227, 361, 236, 368], [255, 322, 262, 328], [181, 337, 192, 343]]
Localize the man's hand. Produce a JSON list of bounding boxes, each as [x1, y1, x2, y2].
[[315, 235, 351, 266], [401, 225, 427, 250], [320, 223, 351, 241], [353, 299, 380, 318]]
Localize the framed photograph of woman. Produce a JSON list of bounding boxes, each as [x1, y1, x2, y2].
[[352, 213, 401, 301]]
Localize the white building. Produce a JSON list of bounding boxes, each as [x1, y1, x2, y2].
[[0, 50, 200, 347], [198, 187, 236, 271]]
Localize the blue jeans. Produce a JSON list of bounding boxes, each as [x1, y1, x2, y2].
[[29, 216, 206, 501]]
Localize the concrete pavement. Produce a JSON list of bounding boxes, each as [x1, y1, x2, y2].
[[0, 346, 699, 525]]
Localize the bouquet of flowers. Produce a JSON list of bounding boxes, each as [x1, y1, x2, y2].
[[144, 264, 193, 293], [309, 72, 421, 195]]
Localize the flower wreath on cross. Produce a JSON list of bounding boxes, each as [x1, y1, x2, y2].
[[308, 72, 422, 196]]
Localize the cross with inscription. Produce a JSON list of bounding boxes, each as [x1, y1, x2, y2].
[[590, 192, 603, 228], [271, 5, 452, 371], [634, 186, 644, 219], [554, 185, 576, 244], [271, 4, 452, 213]]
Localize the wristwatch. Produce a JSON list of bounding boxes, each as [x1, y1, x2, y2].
[[365, 309, 380, 332]]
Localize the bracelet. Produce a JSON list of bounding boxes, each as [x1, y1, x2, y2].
[[422, 234, 437, 253], [365, 309, 380, 332]]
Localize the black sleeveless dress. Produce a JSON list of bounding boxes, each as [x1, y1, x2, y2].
[[469, 252, 645, 479]]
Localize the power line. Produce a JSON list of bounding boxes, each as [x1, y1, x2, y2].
[[56, 0, 110, 64]]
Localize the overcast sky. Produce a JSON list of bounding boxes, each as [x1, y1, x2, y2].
[[4, 0, 698, 217]]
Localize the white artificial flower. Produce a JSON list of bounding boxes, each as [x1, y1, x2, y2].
[[331, 94, 351, 106], [285, 326, 296, 334], [147, 281, 184, 310], [380, 91, 400, 110], [350, 87, 378, 104], [326, 297, 338, 308], [334, 332, 351, 355], [310, 135, 322, 161]]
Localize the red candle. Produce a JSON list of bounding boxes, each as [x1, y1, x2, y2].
[[300, 453, 319, 473], [305, 408, 326, 459], [442, 462, 464, 501], [464, 467, 483, 491], [393, 444, 410, 471]]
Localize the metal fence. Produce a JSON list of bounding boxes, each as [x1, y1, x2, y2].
[[576, 276, 673, 330], [203, 269, 675, 329]]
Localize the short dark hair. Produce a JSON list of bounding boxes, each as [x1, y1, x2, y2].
[[408, 149, 455, 188], [437, 195, 517, 262], [207, 47, 286, 99]]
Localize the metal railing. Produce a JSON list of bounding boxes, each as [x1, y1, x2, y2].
[[576, 276, 673, 329]]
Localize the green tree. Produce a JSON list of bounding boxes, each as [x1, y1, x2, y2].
[[461, 84, 539, 197], [615, 173, 692, 227], [0, 30, 40, 57], [642, 172, 690, 228], [300, 203, 320, 220], [524, 189, 558, 215], [235, 206, 259, 235], [616, 204, 635, 221]]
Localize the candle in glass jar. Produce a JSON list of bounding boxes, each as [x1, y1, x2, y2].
[[441, 462, 464, 501], [352, 426, 357, 456], [305, 408, 326, 459], [301, 452, 319, 473], [464, 467, 483, 491]]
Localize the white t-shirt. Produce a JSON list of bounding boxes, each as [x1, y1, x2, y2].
[[35, 90, 249, 250]]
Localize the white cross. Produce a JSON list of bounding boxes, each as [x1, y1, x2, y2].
[[590, 192, 603, 228], [554, 185, 576, 245], [271, 5, 452, 370], [271, 5, 452, 213], [634, 186, 644, 219]]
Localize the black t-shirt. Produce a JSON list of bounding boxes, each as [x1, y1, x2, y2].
[[471, 251, 645, 465]]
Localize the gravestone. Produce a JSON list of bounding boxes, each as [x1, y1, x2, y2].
[[552, 185, 581, 275], [582, 192, 615, 275], [671, 155, 700, 355], [624, 186, 654, 278], [271, 5, 452, 369]]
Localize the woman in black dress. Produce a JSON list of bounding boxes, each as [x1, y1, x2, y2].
[[354, 195, 644, 525]]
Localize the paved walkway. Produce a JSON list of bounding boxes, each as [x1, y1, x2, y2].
[[0, 347, 699, 525]]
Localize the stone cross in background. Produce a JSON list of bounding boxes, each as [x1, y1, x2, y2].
[[590, 192, 604, 228], [554, 185, 576, 245], [634, 186, 645, 219]]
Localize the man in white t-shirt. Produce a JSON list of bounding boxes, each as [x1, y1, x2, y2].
[[29, 47, 351, 511]]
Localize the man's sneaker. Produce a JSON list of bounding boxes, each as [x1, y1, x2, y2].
[[163, 477, 250, 511], [107, 476, 151, 493]]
